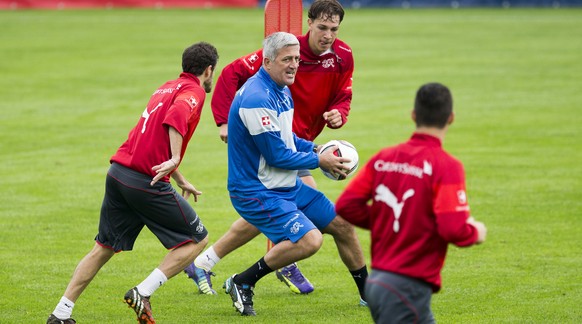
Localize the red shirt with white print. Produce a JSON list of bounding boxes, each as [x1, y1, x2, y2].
[[111, 72, 205, 182], [211, 32, 353, 141], [336, 133, 479, 291]]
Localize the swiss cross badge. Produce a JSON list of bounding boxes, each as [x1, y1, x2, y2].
[[186, 96, 198, 110], [457, 190, 467, 204], [249, 53, 259, 63], [261, 116, 271, 126]]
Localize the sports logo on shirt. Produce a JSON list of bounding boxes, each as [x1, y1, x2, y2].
[[374, 184, 415, 233], [244, 53, 260, 71], [322, 58, 335, 69], [435, 184, 470, 213], [282, 95, 291, 108], [261, 116, 271, 126], [374, 160, 424, 179], [141, 102, 163, 134], [185, 96, 198, 110], [249, 53, 259, 64], [457, 190, 467, 204], [423, 160, 433, 176]]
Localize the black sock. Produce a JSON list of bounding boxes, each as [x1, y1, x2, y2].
[[350, 265, 368, 301], [234, 257, 274, 287]]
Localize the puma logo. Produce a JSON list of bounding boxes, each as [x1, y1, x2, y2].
[[141, 102, 163, 133], [374, 184, 415, 233]]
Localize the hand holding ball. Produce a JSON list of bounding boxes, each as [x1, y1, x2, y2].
[[317, 140, 359, 180]]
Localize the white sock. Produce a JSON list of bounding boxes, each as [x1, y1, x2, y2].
[[136, 268, 167, 297], [194, 246, 221, 271], [52, 296, 74, 319]]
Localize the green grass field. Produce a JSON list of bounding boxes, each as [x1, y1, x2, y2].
[[1, 7, 581, 324]]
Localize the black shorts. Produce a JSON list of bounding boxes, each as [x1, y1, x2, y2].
[[365, 270, 435, 324], [96, 163, 208, 252]]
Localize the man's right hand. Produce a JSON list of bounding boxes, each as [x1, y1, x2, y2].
[[318, 145, 351, 179], [467, 217, 487, 244], [219, 124, 228, 143]]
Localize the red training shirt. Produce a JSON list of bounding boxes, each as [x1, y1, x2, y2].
[[336, 133, 479, 291], [211, 31, 354, 141], [111, 72, 206, 182]]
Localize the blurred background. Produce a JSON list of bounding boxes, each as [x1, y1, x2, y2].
[[1, 0, 580, 10]]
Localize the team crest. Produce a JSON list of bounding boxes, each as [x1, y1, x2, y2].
[[290, 222, 304, 234], [457, 190, 467, 204], [248, 53, 259, 64], [322, 58, 335, 69], [244, 53, 260, 70], [185, 96, 198, 110]]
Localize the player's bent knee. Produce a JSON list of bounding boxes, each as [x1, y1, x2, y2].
[[89, 243, 115, 261], [299, 229, 324, 256], [230, 218, 261, 236]]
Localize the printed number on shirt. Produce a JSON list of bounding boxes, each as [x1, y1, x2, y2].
[[374, 184, 415, 233], [141, 102, 163, 133]]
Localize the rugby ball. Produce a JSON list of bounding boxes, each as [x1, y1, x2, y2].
[[318, 140, 359, 181]]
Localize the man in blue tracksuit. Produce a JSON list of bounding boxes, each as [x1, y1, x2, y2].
[[222, 31, 367, 316]]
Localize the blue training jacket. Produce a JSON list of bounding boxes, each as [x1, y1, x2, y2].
[[227, 67, 319, 193]]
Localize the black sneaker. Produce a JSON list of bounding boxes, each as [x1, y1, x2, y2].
[[46, 314, 76, 324], [223, 275, 256, 316], [123, 287, 155, 323]]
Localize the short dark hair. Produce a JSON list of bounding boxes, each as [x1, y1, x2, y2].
[[308, 0, 345, 23], [414, 82, 453, 128], [182, 42, 219, 76]]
